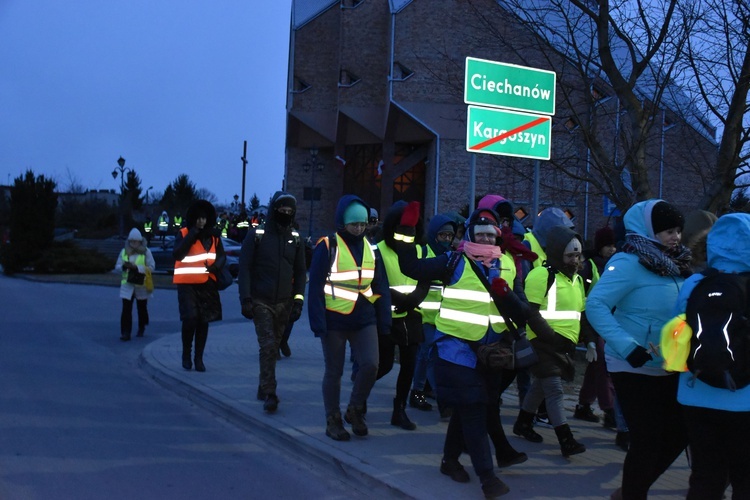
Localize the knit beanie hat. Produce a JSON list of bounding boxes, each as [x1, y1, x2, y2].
[[343, 202, 368, 224], [651, 201, 684, 234], [594, 226, 616, 253], [468, 210, 500, 241], [438, 222, 455, 234]]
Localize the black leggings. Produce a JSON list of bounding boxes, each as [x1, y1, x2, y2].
[[377, 335, 419, 403], [181, 318, 209, 359]]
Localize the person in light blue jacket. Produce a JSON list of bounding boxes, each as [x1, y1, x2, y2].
[[672, 212, 750, 500], [586, 199, 692, 500]]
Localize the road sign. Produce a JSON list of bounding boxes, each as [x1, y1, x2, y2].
[[466, 105, 551, 160], [464, 57, 556, 115]]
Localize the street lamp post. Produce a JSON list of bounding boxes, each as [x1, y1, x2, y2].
[[145, 185, 153, 205], [303, 148, 325, 238], [111, 156, 131, 239]]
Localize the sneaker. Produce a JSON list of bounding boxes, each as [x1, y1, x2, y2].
[[263, 394, 279, 413], [481, 476, 510, 498], [440, 458, 470, 483], [574, 404, 600, 423], [409, 390, 433, 411], [534, 411, 552, 427]]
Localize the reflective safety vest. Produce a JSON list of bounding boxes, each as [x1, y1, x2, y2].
[[173, 216, 182, 229], [143, 221, 152, 233], [236, 219, 250, 229], [524, 232, 546, 268], [527, 268, 584, 343], [172, 228, 218, 284], [435, 253, 516, 341], [323, 234, 378, 314], [120, 251, 145, 285], [377, 241, 422, 318], [158, 216, 169, 231], [420, 245, 443, 325]]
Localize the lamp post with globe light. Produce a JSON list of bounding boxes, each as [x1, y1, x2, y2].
[[111, 156, 131, 239]]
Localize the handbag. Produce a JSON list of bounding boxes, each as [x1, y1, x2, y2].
[[144, 268, 154, 293], [216, 266, 234, 290], [127, 268, 146, 285], [475, 339, 515, 371]]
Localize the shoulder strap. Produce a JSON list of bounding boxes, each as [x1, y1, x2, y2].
[[543, 265, 557, 297], [465, 257, 521, 339]]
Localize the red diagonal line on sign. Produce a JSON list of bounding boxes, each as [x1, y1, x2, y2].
[[470, 116, 549, 151]]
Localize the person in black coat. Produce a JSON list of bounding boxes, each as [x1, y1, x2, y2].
[[172, 200, 225, 372]]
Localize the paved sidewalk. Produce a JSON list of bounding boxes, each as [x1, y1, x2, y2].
[[140, 316, 690, 499]]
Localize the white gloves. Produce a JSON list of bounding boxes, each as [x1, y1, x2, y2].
[[585, 342, 597, 363]]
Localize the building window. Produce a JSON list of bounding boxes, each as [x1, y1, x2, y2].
[[339, 69, 361, 88], [292, 76, 311, 94], [341, 0, 364, 8], [514, 207, 529, 223]]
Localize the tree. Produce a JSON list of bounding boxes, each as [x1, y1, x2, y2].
[[124, 170, 144, 212], [458, 0, 747, 213], [250, 193, 260, 211], [1, 170, 57, 273], [160, 174, 198, 215]]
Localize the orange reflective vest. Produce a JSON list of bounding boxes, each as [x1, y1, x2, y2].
[[172, 228, 218, 284]]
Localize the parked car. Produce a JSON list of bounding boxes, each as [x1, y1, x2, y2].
[[150, 237, 241, 277]]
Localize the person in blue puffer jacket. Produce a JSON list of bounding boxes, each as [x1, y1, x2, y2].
[[586, 199, 692, 500], [671, 212, 750, 500]]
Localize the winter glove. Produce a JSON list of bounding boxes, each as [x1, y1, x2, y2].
[[289, 299, 303, 322], [241, 299, 254, 320], [490, 277, 530, 329], [585, 342, 597, 363], [625, 345, 653, 368], [206, 263, 220, 275], [394, 201, 421, 242]]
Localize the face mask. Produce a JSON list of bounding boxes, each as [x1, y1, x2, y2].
[[438, 240, 452, 250], [275, 211, 293, 226]]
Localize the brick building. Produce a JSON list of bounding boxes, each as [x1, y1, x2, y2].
[[284, 0, 717, 242]]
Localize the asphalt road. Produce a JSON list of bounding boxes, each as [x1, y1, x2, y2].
[[0, 275, 355, 500]]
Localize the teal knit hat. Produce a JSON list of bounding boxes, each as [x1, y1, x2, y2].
[[344, 202, 368, 224]]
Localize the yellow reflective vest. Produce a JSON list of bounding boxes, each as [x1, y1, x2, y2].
[[435, 252, 516, 341], [524, 232, 546, 269], [420, 245, 443, 325], [120, 251, 145, 285], [377, 241, 422, 319], [323, 235, 378, 314], [525, 267, 585, 343]]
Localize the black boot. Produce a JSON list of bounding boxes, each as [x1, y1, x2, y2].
[[555, 424, 586, 457], [344, 404, 368, 436], [194, 323, 208, 372], [409, 389, 433, 411], [181, 323, 193, 370], [391, 398, 416, 430], [513, 409, 543, 443], [325, 411, 350, 441], [490, 430, 528, 468], [120, 331, 131, 342]]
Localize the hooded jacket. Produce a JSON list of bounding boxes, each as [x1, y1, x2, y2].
[[523, 207, 574, 269], [307, 194, 391, 337], [586, 199, 685, 375], [672, 213, 750, 411], [115, 228, 155, 300], [425, 213, 457, 256], [238, 191, 307, 304]]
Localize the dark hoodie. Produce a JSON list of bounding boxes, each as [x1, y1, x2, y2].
[[425, 213, 457, 256], [307, 194, 391, 337], [238, 191, 307, 304]]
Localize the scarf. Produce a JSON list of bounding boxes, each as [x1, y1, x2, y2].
[[622, 233, 692, 277], [457, 241, 503, 268]]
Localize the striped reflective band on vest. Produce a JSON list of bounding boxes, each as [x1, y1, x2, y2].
[[324, 236, 377, 313], [440, 287, 505, 325], [394, 232, 415, 243], [541, 275, 582, 321], [120, 251, 145, 285], [173, 228, 217, 284]]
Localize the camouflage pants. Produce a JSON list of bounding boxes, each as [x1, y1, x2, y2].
[[253, 299, 292, 396]]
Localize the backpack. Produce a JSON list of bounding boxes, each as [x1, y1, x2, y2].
[[685, 268, 750, 391]]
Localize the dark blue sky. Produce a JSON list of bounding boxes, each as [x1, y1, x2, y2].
[[0, 1, 292, 207]]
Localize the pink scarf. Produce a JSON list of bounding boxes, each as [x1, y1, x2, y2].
[[457, 241, 503, 268]]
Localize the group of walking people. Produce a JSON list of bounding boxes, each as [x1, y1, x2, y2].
[[116, 191, 749, 499]]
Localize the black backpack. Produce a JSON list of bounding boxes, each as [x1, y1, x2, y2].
[[685, 269, 750, 391]]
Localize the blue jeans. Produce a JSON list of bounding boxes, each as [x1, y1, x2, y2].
[[412, 323, 438, 392]]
